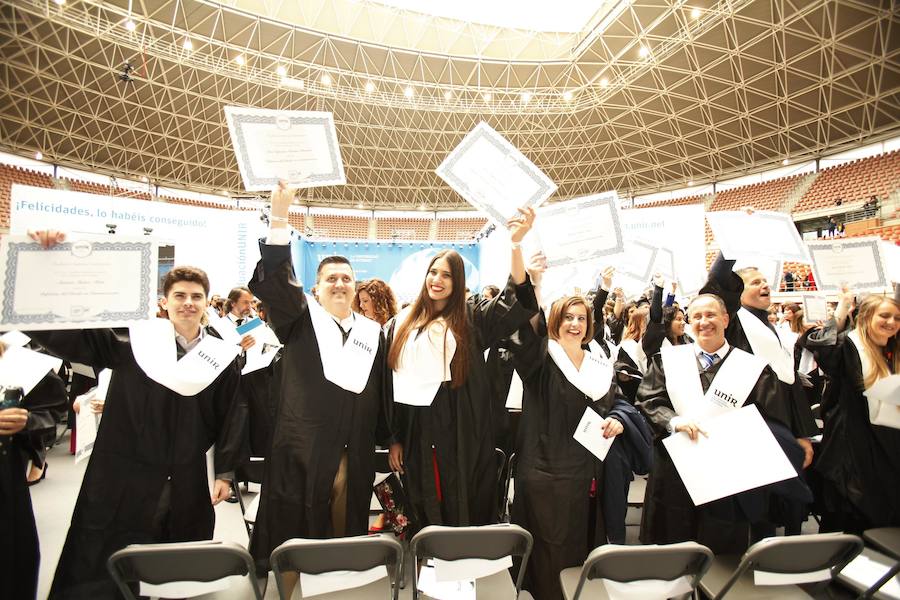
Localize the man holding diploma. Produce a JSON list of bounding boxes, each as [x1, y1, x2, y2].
[[636, 293, 809, 554], [247, 182, 387, 595], [24, 230, 247, 600]]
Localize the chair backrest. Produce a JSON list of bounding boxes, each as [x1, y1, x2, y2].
[[714, 534, 863, 599], [269, 534, 403, 600], [107, 540, 262, 600], [571, 542, 714, 599], [410, 524, 533, 598]]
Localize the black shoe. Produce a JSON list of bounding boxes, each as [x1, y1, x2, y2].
[[225, 491, 239, 504]]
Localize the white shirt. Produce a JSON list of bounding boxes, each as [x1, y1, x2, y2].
[[692, 340, 730, 362], [175, 326, 206, 353]]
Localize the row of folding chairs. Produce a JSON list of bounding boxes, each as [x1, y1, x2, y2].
[[106, 525, 900, 599]]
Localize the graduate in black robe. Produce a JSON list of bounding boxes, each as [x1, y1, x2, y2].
[[637, 294, 810, 555], [22, 261, 246, 599], [801, 292, 900, 533], [386, 209, 538, 532], [248, 183, 388, 582], [511, 296, 651, 600], [0, 355, 67, 600]]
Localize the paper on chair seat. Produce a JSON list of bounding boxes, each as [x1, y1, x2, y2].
[[418, 562, 476, 600], [753, 568, 831, 585], [601, 575, 693, 600], [434, 555, 513, 582], [139, 575, 235, 598], [299, 565, 388, 597], [839, 551, 900, 599]]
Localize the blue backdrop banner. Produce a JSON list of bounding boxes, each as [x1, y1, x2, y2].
[[290, 238, 481, 303]]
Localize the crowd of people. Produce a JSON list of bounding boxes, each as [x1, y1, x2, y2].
[[1, 189, 898, 600]]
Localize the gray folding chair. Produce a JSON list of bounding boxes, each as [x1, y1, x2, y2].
[[269, 534, 403, 599], [559, 541, 713, 600], [410, 524, 533, 599], [860, 528, 900, 599], [107, 540, 262, 600], [834, 527, 900, 599], [700, 533, 863, 599]]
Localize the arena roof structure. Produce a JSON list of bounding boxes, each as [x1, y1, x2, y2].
[[0, 0, 897, 208]]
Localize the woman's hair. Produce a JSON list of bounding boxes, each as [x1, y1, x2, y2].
[[663, 305, 685, 345], [782, 302, 805, 334], [547, 296, 594, 344], [855, 295, 900, 389], [387, 250, 471, 387], [352, 278, 399, 325], [623, 305, 648, 342]]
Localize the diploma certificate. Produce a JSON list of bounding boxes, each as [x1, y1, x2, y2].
[[802, 295, 828, 324], [662, 405, 797, 506], [224, 106, 346, 191], [807, 236, 890, 292], [436, 121, 557, 226], [707, 211, 810, 263], [0, 237, 157, 331], [535, 192, 623, 268]]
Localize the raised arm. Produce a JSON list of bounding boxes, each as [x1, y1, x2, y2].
[[247, 182, 309, 343], [592, 266, 614, 343]]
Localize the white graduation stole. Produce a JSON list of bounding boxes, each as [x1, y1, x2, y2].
[[392, 308, 457, 407], [661, 344, 767, 421], [737, 307, 796, 384], [847, 329, 900, 429], [547, 339, 614, 401], [130, 319, 241, 396], [306, 294, 380, 394], [619, 338, 647, 374]]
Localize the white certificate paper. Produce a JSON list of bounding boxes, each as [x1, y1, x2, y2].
[[662, 405, 797, 506], [224, 106, 346, 191], [573, 406, 616, 461], [802, 295, 828, 323], [807, 236, 890, 292], [436, 121, 557, 226], [534, 192, 623, 268], [0, 237, 158, 331], [706, 211, 810, 263], [0, 346, 63, 395]]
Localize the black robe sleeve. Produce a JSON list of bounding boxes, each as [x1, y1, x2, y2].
[[471, 275, 539, 351], [26, 328, 132, 372], [592, 286, 610, 344], [634, 359, 677, 438], [248, 240, 309, 345], [701, 251, 742, 316], [642, 284, 667, 358]]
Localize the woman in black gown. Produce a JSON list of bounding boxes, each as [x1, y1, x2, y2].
[[511, 295, 651, 600], [802, 291, 900, 533]]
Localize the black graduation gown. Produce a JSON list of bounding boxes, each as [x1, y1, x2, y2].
[[386, 276, 538, 531], [702, 253, 819, 438], [248, 242, 387, 569], [27, 328, 245, 600], [0, 369, 67, 600], [636, 348, 810, 555], [802, 322, 900, 532], [511, 325, 652, 600]]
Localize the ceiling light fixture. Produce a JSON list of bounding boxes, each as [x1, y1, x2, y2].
[[691, 7, 701, 19], [182, 38, 193, 50], [321, 73, 332, 86], [124, 19, 136, 31], [687, 180, 694, 186], [418, 204, 427, 211], [404, 86, 414, 98], [54, 0, 66, 5], [281, 76, 305, 89], [782, 158, 790, 165], [444, 90, 453, 100], [276, 65, 287, 77], [234, 54, 245, 66], [638, 46, 649, 58], [563, 91, 573, 102], [600, 78, 609, 88], [482, 92, 492, 102], [521, 92, 531, 103], [365, 81, 375, 93], [34, 151, 43, 160]]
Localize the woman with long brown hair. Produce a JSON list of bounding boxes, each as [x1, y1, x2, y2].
[[386, 208, 537, 531], [802, 291, 900, 533], [352, 278, 398, 327]]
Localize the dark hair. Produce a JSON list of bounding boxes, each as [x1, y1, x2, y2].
[[663, 305, 685, 344], [547, 296, 594, 344], [163, 266, 210, 297], [316, 255, 352, 281], [352, 278, 399, 325], [387, 250, 471, 387], [224, 286, 251, 314], [482, 285, 501, 300]]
